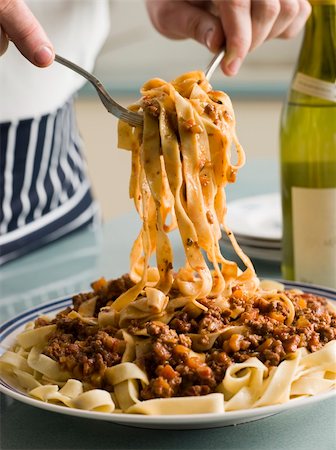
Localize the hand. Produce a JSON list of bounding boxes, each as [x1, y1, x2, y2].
[[146, 0, 312, 76], [0, 0, 54, 66]]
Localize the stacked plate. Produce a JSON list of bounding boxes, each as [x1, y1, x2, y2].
[[221, 193, 282, 262]]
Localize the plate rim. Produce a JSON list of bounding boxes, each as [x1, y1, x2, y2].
[[0, 376, 334, 426], [1, 280, 335, 426], [226, 192, 282, 241], [220, 240, 281, 262]]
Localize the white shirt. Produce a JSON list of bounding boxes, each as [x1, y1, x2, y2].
[[0, 0, 110, 122]]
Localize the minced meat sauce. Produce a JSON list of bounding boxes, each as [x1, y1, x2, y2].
[[36, 275, 336, 400]]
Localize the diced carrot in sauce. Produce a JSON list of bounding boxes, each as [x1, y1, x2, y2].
[[187, 357, 202, 370], [173, 345, 189, 356], [159, 364, 177, 380], [91, 277, 107, 292], [269, 311, 285, 322], [232, 289, 243, 299], [229, 334, 242, 352], [297, 298, 307, 308], [297, 316, 310, 328]]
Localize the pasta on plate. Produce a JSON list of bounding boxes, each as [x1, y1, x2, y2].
[[1, 72, 335, 415]]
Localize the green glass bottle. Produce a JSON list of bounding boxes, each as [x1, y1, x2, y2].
[[280, 0, 336, 288]]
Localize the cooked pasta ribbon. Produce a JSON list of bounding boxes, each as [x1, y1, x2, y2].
[[118, 71, 259, 302], [126, 393, 225, 415]]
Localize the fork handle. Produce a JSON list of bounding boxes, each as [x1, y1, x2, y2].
[[205, 49, 225, 81], [54, 54, 99, 85]]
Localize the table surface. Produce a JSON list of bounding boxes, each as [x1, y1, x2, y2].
[[1, 158, 335, 450]]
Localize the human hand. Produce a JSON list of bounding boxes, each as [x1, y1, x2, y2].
[[0, 0, 54, 66], [146, 0, 312, 76]]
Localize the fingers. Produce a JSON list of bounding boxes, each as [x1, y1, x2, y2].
[[276, 0, 312, 39], [214, 0, 252, 76], [0, 0, 54, 66], [146, 0, 224, 51], [212, 0, 310, 75], [249, 0, 311, 48], [146, 0, 311, 78], [250, 0, 281, 50]]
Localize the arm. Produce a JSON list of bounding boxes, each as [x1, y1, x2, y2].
[[0, 0, 54, 66], [146, 0, 312, 76]]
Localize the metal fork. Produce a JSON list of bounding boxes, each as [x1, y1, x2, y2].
[[54, 49, 225, 128], [205, 49, 225, 81], [55, 54, 143, 127]]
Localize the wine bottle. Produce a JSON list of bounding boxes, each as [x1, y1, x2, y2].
[[280, 0, 336, 288]]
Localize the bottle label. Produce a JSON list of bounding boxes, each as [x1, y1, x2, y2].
[[292, 73, 336, 102], [292, 187, 336, 288]]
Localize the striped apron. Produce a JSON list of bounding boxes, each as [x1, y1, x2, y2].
[[0, 98, 99, 265]]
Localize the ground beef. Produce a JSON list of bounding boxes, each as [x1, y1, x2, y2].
[[141, 96, 160, 118], [35, 284, 336, 400], [139, 322, 218, 399], [73, 274, 134, 316], [139, 290, 336, 399], [42, 320, 125, 388], [197, 306, 227, 334], [204, 103, 217, 121], [169, 312, 192, 333], [206, 350, 232, 383]]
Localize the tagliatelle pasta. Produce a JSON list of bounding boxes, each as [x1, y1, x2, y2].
[[117, 71, 258, 304], [1, 71, 335, 415]]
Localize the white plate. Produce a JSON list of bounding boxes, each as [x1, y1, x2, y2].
[[1, 281, 335, 430], [226, 193, 282, 241], [234, 235, 282, 250], [221, 239, 281, 263], [235, 244, 281, 263]]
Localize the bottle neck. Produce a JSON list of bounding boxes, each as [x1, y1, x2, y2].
[[296, 2, 335, 80], [289, 2, 336, 104]]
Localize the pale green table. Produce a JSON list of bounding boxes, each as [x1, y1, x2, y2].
[[1, 158, 335, 450]]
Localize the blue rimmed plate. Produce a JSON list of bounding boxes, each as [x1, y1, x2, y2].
[[1, 280, 335, 430]]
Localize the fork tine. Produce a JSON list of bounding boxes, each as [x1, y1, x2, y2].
[[119, 110, 144, 127], [96, 89, 143, 127]]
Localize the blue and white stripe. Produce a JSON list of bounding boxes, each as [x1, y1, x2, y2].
[[0, 98, 98, 265]]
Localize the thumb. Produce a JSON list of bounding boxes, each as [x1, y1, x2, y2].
[[146, 0, 224, 52], [0, 0, 54, 67]]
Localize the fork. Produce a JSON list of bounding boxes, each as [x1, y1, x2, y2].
[[205, 49, 225, 81], [55, 54, 143, 127], [54, 49, 225, 128]]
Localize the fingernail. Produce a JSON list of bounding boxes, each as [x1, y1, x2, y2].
[[34, 45, 54, 66], [227, 58, 242, 76], [205, 28, 214, 49]]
